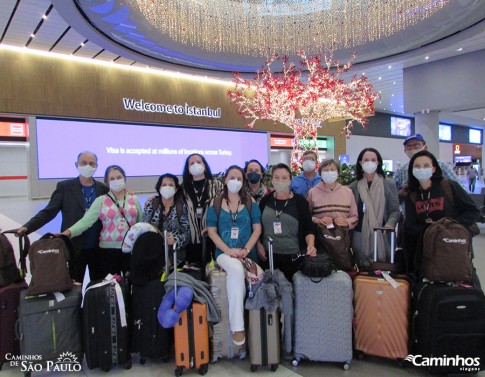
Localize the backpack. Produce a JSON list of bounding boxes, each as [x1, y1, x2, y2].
[[130, 231, 165, 285], [0, 230, 29, 287], [421, 217, 473, 283], [315, 224, 355, 271], [299, 253, 336, 282], [26, 233, 73, 295]]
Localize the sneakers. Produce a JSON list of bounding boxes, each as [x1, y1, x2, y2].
[[232, 331, 245, 346]]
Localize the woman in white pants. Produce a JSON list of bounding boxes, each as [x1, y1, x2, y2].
[[207, 165, 262, 346]]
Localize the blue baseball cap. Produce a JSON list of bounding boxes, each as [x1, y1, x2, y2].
[[403, 134, 425, 145]]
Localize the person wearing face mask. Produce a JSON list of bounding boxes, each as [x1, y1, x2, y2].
[[63, 165, 142, 280], [142, 173, 190, 262], [16, 151, 108, 282], [257, 163, 317, 281], [207, 165, 262, 346], [290, 150, 321, 198], [307, 159, 358, 229], [243, 159, 269, 203], [394, 134, 460, 194], [403, 150, 480, 275], [349, 148, 400, 269], [182, 153, 224, 267]]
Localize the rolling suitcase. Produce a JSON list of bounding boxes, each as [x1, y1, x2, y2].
[[82, 275, 132, 371], [17, 285, 83, 372], [173, 247, 210, 376], [353, 228, 411, 363], [206, 262, 246, 363], [411, 282, 485, 374], [292, 270, 353, 370], [131, 230, 173, 363], [0, 280, 28, 370], [248, 238, 280, 372]]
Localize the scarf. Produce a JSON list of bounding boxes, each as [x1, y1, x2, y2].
[[357, 174, 387, 262]]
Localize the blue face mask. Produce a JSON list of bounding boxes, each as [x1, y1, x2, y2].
[[413, 168, 433, 182], [247, 171, 262, 184]]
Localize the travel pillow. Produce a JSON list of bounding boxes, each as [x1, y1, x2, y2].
[[157, 286, 194, 328]]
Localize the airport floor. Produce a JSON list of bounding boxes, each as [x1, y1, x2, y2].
[[0, 192, 484, 377]]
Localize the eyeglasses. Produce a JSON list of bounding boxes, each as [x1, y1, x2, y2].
[[404, 142, 423, 150]]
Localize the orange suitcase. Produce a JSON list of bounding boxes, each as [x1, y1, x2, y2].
[[353, 228, 411, 363]]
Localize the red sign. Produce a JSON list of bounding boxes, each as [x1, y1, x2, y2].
[[0, 122, 27, 137], [270, 136, 293, 148]]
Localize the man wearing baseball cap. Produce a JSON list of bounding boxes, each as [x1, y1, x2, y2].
[[394, 133, 461, 193]]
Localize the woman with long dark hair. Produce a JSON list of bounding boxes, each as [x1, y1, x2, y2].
[[349, 148, 400, 269], [182, 153, 223, 266]]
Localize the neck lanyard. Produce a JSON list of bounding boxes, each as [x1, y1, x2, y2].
[[420, 189, 431, 218], [82, 185, 95, 211], [226, 199, 240, 225], [108, 193, 128, 222], [193, 180, 206, 206], [274, 194, 289, 221]]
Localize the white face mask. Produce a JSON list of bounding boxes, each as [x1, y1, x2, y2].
[[413, 168, 433, 182], [78, 165, 96, 178], [406, 148, 423, 159], [160, 186, 176, 200], [302, 160, 316, 173], [272, 181, 291, 193], [189, 162, 205, 177], [227, 179, 243, 193], [321, 171, 339, 184], [362, 161, 378, 174], [109, 179, 125, 192]]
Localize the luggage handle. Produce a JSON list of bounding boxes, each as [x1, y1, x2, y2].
[[163, 230, 170, 277], [373, 227, 396, 263], [267, 237, 274, 276], [2, 229, 30, 275]]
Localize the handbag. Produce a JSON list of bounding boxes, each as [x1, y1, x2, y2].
[[315, 224, 355, 271], [300, 253, 335, 282]]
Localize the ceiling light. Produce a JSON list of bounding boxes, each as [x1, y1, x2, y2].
[[457, 48, 463, 51], [378, 77, 382, 80], [30, 34, 35, 38], [133, 0, 449, 57], [425, 56, 429, 60], [393, 81, 396, 84], [42, 15, 47, 20], [80, 43, 85, 47], [388, 65, 392, 69]]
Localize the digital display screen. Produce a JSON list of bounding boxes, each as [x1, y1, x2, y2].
[[469, 129, 482, 144], [390, 117, 411, 137], [36, 118, 269, 179], [439, 124, 451, 141]]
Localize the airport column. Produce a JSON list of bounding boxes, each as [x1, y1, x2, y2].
[[414, 110, 440, 157]]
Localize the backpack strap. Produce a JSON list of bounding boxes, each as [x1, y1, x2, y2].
[[175, 200, 184, 221], [213, 194, 252, 222]]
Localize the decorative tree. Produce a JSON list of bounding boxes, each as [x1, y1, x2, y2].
[[227, 52, 379, 171]]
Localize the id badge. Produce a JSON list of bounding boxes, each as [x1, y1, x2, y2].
[[118, 218, 128, 230], [196, 207, 203, 219], [326, 222, 335, 229], [231, 227, 239, 240], [273, 221, 282, 234]]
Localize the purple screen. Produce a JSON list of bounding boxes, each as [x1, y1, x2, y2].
[[36, 118, 268, 179]]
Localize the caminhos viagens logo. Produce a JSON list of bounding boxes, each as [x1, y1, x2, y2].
[[404, 354, 481, 372]]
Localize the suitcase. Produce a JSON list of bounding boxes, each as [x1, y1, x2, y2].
[[206, 262, 246, 363], [0, 280, 28, 370], [411, 282, 485, 374], [173, 247, 210, 376], [131, 230, 173, 363], [17, 285, 83, 370], [248, 238, 280, 372], [292, 270, 353, 370], [353, 228, 411, 363], [82, 276, 132, 371]]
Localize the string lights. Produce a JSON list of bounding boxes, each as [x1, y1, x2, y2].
[[227, 52, 379, 170], [131, 0, 448, 57]]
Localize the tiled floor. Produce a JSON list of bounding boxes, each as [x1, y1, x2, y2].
[[0, 194, 484, 377]]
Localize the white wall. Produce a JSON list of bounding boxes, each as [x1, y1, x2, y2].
[[0, 144, 29, 197], [438, 142, 454, 165]]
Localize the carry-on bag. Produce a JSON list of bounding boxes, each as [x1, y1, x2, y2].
[[353, 227, 411, 363], [173, 247, 210, 376], [411, 282, 485, 374], [82, 275, 132, 371], [248, 237, 280, 372], [0, 230, 29, 288], [0, 280, 28, 370], [131, 229, 173, 363], [17, 285, 83, 372], [292, 270, 353, 369]]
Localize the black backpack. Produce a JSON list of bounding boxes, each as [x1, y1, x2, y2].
[[130, 231, 165, 285], [0, 230, 29, 287]]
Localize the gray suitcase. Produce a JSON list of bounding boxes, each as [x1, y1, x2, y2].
[[17, 285, 83, 369], [206, 263, 246, 362], [292, 270, 353, 370], [248, 238, 280, 372]]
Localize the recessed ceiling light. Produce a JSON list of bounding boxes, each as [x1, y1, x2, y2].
[[378, 77, 382, 80], [80, 43, 85, 47], [30, 34, 35, 38], [393, 81, 396, 84], [42, 15, 47, 20], [425, 56, 429, 60], [457, 48, 463, 52], [392, 94, 395, 97], [388, 65, 392, 69]]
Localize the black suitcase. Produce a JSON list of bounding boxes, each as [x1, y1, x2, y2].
[[17, 285, 83, 373], [82, 276, 132, 371], [412, 282, 485, 374]]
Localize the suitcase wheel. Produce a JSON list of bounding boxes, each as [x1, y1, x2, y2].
[[0, 362, 3, 371], [140, 358, 146, 365], [270, 364, 278, 372], [174, 366, 184, 377], [343, 362, 351, 370], [354, 350, 365, 360], [292, 359, 300, 367], [124, 359, 132, 369], [198, 364, 208, 375], [398, 359, 407, 368], [250, 365, 257, 372]]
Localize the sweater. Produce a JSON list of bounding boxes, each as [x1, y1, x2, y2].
[[307, 182, 359, 229]]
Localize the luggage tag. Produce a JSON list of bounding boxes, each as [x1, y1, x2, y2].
[[230, 227, 239, 240], [380, 271, 400, 289], [273, 221, 282, 234], [196, 207, 203, 218], [326, 222, 335, 229]]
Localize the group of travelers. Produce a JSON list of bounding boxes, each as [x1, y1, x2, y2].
[[16, 133, 481, 346]]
